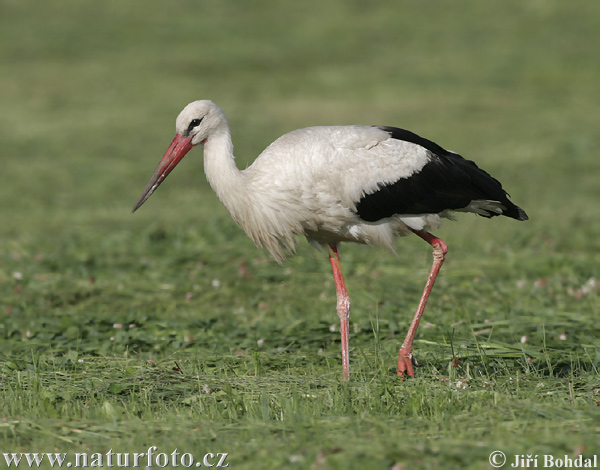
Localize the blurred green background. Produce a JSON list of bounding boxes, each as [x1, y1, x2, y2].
[[1, 1, 599, 469]]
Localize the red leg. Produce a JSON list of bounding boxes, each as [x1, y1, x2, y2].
[[398, 230, 448, 378], [328, 243, 351, 381]]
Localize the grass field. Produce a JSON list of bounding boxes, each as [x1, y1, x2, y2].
[[1, 1, 599, 468]]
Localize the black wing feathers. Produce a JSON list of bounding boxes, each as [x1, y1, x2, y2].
[[355, 126, 528, 223]]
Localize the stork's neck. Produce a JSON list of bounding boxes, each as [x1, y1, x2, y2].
[[202, 128, 249, 220], [201, 125, 296, 262]]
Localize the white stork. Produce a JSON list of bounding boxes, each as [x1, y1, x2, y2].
[[133, 100, 528, 380]]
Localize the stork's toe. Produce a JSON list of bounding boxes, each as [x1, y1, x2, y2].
[[397, 347, 417, 378]]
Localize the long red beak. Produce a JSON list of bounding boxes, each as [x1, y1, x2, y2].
[[132, 134, 194, 212]]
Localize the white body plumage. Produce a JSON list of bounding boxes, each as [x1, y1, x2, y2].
[[209, 123, 445, 261]]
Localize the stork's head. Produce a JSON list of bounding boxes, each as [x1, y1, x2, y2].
[[175, 100, 228, 146], [132, 100, 227, 212]]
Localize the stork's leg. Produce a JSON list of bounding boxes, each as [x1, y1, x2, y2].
[[328, 243, 351, 381], [398, 230, 448, 378]]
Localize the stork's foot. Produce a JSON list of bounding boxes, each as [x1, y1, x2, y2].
[[397, 346, 418, 378]]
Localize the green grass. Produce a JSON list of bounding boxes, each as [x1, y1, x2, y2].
[[1, 1, 600, 468]]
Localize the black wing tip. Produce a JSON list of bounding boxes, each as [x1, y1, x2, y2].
[[516, 207, 529, 221], [502, 205, 528, 221]]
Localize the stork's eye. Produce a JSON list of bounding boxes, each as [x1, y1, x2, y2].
[[187, 118, 203, 134]]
